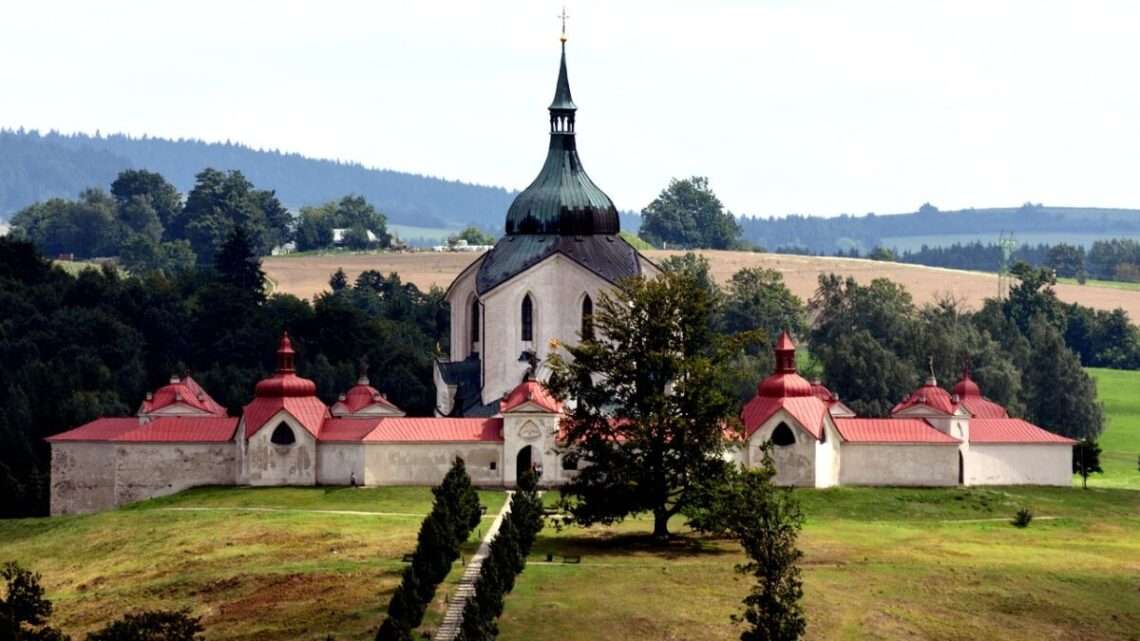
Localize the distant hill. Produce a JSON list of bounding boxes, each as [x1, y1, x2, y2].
[[735, 203, 1140, 254], [0, 129, 516, 230]]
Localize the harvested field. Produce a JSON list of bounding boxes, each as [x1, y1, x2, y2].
[[263, 249, 1140, 318]]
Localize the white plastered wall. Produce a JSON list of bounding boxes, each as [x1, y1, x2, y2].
[[477, 255, 616, 405], [363, 442, 503, 486], [113, 443, 237, 505], [838, 444, 959, 486], [746, 410, 817, 487], [50, 442, 116, 515], [501, 408, 563, 487], [964, 444, 1072, 486], [243, 411, 318, 486], [316, 443, 365, 485], [814, 417, 841, 488]]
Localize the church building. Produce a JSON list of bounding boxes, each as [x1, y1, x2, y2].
[[46, 38, 1075, 516]]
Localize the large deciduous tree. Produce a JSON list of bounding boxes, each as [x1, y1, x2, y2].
[[546, 269, 746, 540], [639, 177, 742, 250]]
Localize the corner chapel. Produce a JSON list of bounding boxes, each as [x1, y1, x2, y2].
[[47, 38, 1074, 516]]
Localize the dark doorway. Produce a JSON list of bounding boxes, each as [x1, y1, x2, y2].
[[958, 451, 965, 485], [516, 445, 533, 484]]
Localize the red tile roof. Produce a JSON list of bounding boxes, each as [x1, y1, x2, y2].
[[969, 419, 1076, 444], [318, 418, 383, 442], [892, 380, 958, 415], [140, 376, 227, 416], [243, 396, 329, 439], [362, 417, 503, 443], [501, 379, 562, 413], [741, 395, 828, 440], [834, 418, 959, 444], [952, 374, 1009, 419], [339, 379, 402, 413], [47, 417, 238, 443]]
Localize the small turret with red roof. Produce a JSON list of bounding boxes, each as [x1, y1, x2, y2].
[[331, 360, 405, 417]]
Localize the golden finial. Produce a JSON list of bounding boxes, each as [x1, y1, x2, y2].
[[559, 6, 570, 42]]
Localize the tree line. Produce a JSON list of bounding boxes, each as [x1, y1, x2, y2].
[[9, 168, 394, 270], [0, 234, 447, 517], [894, 238, 1140, 284]]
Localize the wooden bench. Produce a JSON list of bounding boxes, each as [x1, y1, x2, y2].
[[562, 555, 581, 564], [401, 553, 415, 563]]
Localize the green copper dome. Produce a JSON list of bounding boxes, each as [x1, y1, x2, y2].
[[504, 42, 620, 236]]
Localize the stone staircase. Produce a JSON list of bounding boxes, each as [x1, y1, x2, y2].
[[432, 493, 512, 641]]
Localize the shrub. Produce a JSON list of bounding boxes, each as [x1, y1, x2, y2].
[[1012, 508, 1034, 528], [85, 610, 204, 641]]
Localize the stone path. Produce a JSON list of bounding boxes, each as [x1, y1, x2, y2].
[[433, 492, 513, 641]]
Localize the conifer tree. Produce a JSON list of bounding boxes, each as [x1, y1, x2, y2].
[[1072, 438, 1104, 489]]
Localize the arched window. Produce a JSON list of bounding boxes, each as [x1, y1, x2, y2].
[[470, 297, 480, 352], [581, 295, 594, 340], [521, 294, 534, 341], [770, 422, 796, 447], [270, 422, 296, 446]]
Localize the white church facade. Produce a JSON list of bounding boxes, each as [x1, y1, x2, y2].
[[46, 40, 1075, 515]]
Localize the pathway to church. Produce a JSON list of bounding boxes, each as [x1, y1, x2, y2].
[[433, 491, 513, 641]]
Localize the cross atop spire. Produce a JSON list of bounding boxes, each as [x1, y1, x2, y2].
[[558, 6, 570, 42]]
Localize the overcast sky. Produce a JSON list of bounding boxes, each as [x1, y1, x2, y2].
[[3, 1, 1139, 217]]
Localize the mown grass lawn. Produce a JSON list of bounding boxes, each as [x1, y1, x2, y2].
[[0, 487, 505, 641], [500, 486, 1140, 641], [1087, 368, 1140, 490]]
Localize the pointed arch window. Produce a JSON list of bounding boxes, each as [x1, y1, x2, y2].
[[770, 422, 796, 447], [470, 297, 480, 352], [521, 295, 534, 341], [270, 422, 296, 446], [581, 295, 594, 340]]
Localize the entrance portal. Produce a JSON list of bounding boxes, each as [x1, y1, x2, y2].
[[516, 445, 533, 485]]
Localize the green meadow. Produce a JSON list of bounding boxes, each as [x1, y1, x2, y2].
[[1, 371, 1137, 640]]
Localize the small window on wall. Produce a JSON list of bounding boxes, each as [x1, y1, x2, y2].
[[271, 422, 296, 446], [470, 297, 480, 350], [521, 294, 534, 341], [770, 422, 796, 447], [581, 295, 594, 340], [490, 461, 497, 471]]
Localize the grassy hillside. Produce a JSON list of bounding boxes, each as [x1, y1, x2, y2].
[[0, 487, 505, 641]]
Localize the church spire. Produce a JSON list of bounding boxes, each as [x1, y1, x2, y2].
[[549, 40, 576, 131]]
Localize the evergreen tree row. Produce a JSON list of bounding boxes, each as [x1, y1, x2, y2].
[[376, 459, 483, 641], [456, 470, 545, 641]]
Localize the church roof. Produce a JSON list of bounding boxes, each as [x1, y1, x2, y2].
[[475, 39, 638, 295], [475, 234, 641, 294], [834, 418, 959, 444], [502, 41, 618, 237]]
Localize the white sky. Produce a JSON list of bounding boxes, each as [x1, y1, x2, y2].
[[3, 1, 1139, 217]]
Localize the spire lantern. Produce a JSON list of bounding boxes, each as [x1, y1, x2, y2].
[[774, 330, 797, 374], [276, 332, 296, 373]]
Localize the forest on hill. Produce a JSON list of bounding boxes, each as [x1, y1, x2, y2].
[[734, 202, 1140, 254], [0, 129, 515, 230]]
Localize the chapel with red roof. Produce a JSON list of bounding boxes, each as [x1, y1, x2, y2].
[[45, 37, 1074, 515], [736, 331, 1075, 488], [48, 333, 568, 515]]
